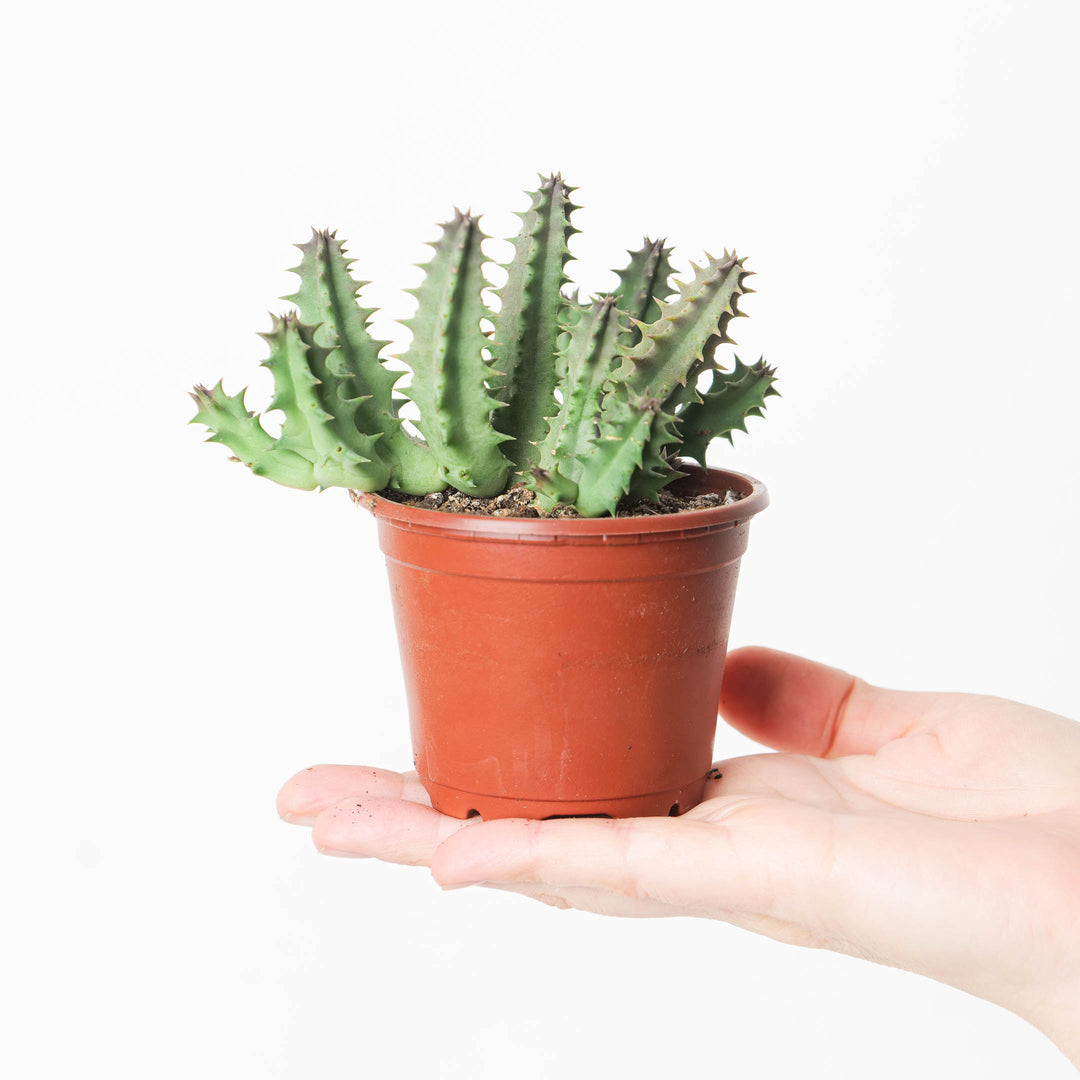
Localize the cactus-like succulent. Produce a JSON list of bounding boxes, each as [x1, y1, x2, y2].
[[192, 175, 777, 517]]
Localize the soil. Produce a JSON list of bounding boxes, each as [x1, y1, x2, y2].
[[369, 482, 744, 519]]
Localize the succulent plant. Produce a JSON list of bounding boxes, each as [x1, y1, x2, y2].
[[191, 174, 777, 517]]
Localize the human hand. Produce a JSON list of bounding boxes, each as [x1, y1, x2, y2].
[[277, 647, 1080, 1065]]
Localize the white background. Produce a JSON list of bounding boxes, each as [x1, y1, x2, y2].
[[5, 0, 1079, 1075]]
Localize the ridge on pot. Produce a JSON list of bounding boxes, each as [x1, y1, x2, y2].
[[362, 465, 768, 820]]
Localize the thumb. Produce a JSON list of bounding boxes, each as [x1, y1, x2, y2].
[[720, 646, 936, 758]]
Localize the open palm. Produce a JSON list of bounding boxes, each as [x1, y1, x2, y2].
[[277, 647, 1080, 1064]]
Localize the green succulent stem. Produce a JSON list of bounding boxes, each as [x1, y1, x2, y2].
[[262, 313, 391, 490], [490, 174, 578, 475], [400, 210, 511, 496], [612, 238, 677, 339], [192, 177, 775, 515], [283, 230, 443, 494], [531, 296, 622, 511], [573, 253, 751, 517], [677, 356, 779, 465], [189, 380, 317, 490]]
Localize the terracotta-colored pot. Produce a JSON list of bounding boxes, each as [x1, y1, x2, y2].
[[360, 465, 768, 820]]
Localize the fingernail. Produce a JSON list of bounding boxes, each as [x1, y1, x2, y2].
[[316, 846, 373, 859], [439, 880, 485, 891], [280, 811, 314, 826]]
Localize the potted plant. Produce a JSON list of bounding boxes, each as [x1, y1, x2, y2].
[[192, 175, 777, 820]]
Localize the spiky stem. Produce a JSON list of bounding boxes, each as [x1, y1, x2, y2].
[[531, 296, 622, 511], [284, 230, 444, 494], [573, 253, 750, 516], [489, 174, 578, 475], [261, 313, 391, 489], [400, 211, 511, 497], [612, 238, 677, 337], [189, 381, 317, 490], [677, 357, 779, 465]]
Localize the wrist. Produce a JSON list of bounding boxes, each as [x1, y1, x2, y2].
[[1012, 984, 1080, 1068]]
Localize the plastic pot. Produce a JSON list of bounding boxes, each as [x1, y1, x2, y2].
[[359, 465, 768, 820]]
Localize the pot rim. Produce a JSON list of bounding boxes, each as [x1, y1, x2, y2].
[[355, 464, 768, 540]]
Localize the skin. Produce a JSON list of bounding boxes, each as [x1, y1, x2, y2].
[[277, 646, 1080, 1065]]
